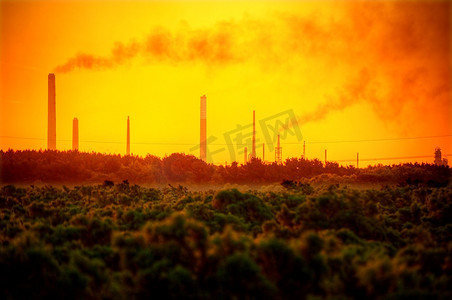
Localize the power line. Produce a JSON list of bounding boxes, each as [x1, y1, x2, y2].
[[1, 134, 451, 146], [291, 134, 452, 144], [2, 135, 450, 163], [0, 136, 47, 141], [336, 154, 452, 163], [0, 136, 196, 145]]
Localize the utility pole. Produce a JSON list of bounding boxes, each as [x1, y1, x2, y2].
[[275, 135, 282, 164], [357, 152, 359, 168], [303, 141, 306, 159]]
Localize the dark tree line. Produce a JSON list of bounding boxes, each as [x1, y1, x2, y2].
[[0, 149, 450, 185]]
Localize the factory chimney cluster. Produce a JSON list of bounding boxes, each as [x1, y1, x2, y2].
[[45, 74, 296, 163], [42, 74, 446, 167], [48, 73, 80, 152], [47, 73, 135, 155]]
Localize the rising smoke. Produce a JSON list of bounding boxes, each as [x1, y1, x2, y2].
[[54, 1, 450, 127], [53, 22, 245, 73]]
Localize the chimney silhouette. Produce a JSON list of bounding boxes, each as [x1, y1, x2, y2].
[[252, 110, 256, 159], [126, 116, 130, 155], [47, 73, 56, 150], [244, 146, 247, 164], [200, 95, 207, 161], [72, 118, 79, 151], [275, 134, 282, 164]]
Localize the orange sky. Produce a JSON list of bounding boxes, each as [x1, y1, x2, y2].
[[1, 0, 451, 165]]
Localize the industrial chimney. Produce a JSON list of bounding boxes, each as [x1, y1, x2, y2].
[[252, 110, 256, 159], [200, 95, 207, 161], [72, 118, 79, 151], [275, 134, 282, 164], [47, 73, 56, 150], [126, 116, 130, 155]]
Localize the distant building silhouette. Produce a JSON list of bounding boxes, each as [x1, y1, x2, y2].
[[126, 116, 130, 156], [47, 73, 56, 150], [434, 147, 448, 166], [244, 146, 247, 164], [200, 95, 207, 161], [72, 118, 78, 151]]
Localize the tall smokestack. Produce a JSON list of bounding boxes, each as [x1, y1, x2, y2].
[[252, 110, 256, 159], [200, 95, 207, 161], [72, 118, 79, 151], [275, 134, 282, 164], [47, 73, 56, 150], [244, 147, 247, 164], [126, 116, 130, 155]]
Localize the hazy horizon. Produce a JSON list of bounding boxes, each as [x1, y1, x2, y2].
[[1, 0, 451, 166]]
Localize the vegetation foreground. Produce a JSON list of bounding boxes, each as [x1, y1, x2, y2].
[[1, 179, 451, 299]]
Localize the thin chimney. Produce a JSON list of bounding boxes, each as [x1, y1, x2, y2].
[[126, 116, 130, 155], [47, 73, 56, 150], [200, 95, 207, 161], [275, 134, 282, 164], [252, 110, 256, 159], [72, 118, 79, 151]]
